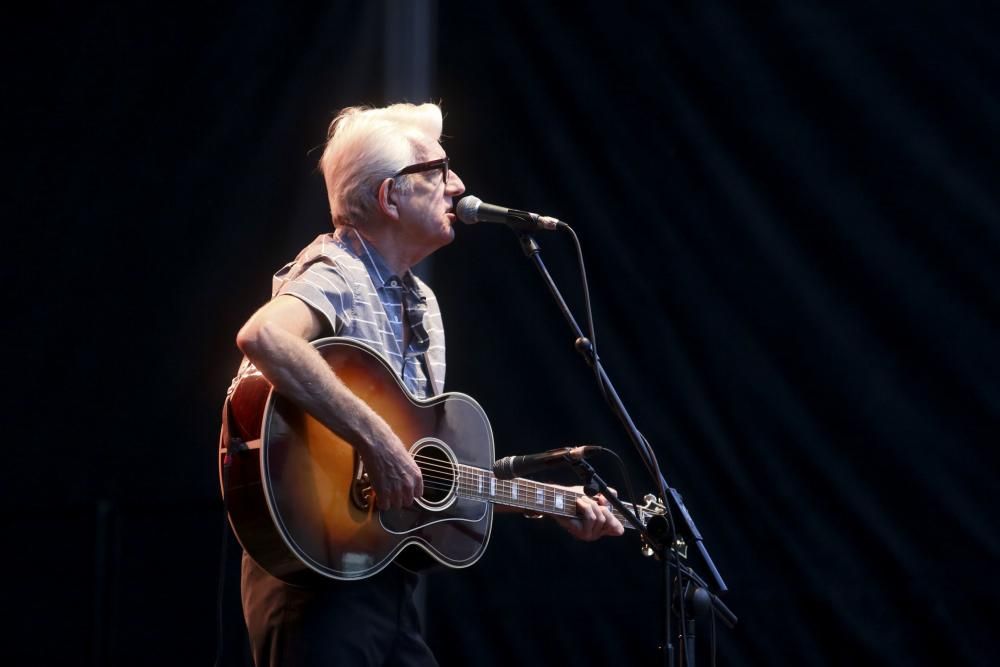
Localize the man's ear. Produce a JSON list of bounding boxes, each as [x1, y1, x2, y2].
[[376, 178, 400, 220]]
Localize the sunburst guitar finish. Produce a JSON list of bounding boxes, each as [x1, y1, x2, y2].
[[220, 337, 494, 584]]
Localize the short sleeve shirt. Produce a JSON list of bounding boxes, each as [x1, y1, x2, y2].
[[233, 227, 445, 399]]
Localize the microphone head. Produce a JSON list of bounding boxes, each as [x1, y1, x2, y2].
[[456, 196, 483, 225], [491, 455, 515, 480]]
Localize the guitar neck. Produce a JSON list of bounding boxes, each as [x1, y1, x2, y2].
[[457, 464, 641, 529]]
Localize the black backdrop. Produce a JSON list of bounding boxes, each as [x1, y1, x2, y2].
[[6, 2, 998, 665]]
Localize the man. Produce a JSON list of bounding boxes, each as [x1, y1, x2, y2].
[[234, 103, 623, 666]]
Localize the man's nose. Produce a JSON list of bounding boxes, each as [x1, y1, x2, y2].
[[447, 170, 466, 196]]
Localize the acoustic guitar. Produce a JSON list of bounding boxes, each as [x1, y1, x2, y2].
[[220, 337, 665, 585]]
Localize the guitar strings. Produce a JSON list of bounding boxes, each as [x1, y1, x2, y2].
[[422, 469, 624, 513], [401, 480, 634, 525], [400, 455, 641, 525], [408, 456, 630, 513], [388, 472, 607, 511], [402, 479, 634, 524], [412, 458, 606, 505]]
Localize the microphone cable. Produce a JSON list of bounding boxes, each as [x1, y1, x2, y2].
[[562, 224, 606, 403], [560, 224, 672, 539]]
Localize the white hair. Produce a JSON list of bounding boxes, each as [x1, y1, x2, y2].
[[319, 103, 443, 227]]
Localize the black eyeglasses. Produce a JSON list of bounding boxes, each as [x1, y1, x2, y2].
[[393, 157, 450, 185]]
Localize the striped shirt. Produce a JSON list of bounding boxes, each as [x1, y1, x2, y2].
[[233, 227, 445, 399]]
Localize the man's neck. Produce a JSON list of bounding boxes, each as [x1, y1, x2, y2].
[[336, 225, 419, 277], [348, 227, 426, 277]]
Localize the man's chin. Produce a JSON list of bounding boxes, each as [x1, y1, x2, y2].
[[442, 224, 456, 244], [423, 226, 455, 257]]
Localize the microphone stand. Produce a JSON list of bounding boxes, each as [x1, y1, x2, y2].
[[514, 230, 737, 666]]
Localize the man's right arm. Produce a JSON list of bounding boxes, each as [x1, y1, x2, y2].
[[235, 294, 423, 509]]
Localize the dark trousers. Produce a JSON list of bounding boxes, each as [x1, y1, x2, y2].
[[241, 552, 438, 667]]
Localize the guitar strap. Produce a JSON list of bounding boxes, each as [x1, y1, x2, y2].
[[422, 349, 439, 396]]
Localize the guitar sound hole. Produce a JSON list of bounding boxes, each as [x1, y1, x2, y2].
[[412, 440, 456, 509]]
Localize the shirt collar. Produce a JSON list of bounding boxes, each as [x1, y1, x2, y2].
[[333, 226, 426, 299]]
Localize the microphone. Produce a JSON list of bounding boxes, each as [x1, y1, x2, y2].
[[492, 445, 602, 480], [456, 196, 565, 232]]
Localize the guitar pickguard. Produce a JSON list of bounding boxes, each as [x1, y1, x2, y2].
[[379, 497, 490, 535]]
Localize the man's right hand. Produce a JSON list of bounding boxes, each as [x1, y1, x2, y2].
[[236, 298, 424, 511], [358, 434, 424, 510]]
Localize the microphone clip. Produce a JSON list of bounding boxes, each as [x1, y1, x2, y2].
[[567, 456, 602, 497]]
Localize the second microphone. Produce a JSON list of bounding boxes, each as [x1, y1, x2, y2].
[[491, 445, 602, 480]]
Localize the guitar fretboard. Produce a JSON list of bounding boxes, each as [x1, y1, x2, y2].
[[456, 464, 640, 529]]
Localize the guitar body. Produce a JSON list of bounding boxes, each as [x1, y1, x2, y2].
[[220, 337, 495, 585]]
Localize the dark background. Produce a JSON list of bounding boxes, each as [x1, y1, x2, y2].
[[6, 1, 998, 665]]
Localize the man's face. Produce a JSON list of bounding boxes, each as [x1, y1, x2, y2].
[[395, 142, 466, 257]]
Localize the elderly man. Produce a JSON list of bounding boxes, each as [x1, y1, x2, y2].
[[233, 103, 622, 666]]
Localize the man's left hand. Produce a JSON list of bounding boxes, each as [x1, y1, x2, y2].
[[553, 490, 625, 541]]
